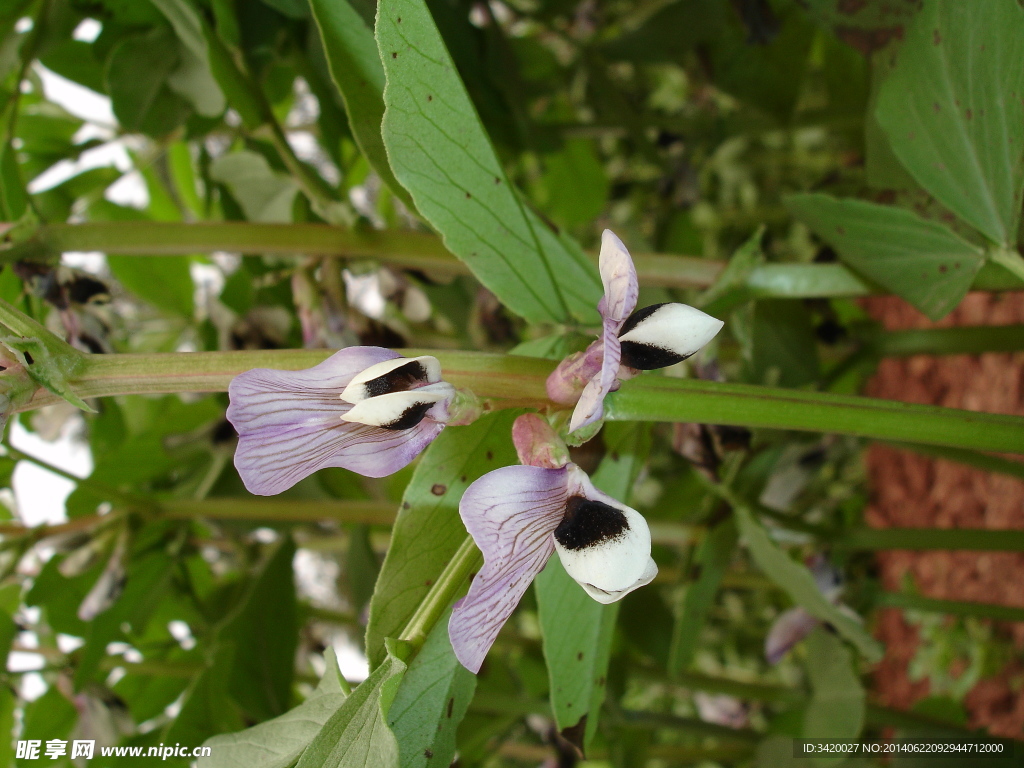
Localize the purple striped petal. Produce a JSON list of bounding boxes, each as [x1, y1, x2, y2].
[[449, 465, 570, 673], [764, 607, 820, 664], [227, 346, 444, 494]]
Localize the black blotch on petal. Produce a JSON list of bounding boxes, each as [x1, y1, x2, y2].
[[364, 360, 429, 398], [619, 340, 689, 370], [618, 302, 668, 338], [555, 496, 628, 551], [381, 401, 434, 430]]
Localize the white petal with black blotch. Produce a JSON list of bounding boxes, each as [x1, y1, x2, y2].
[[340, 382, 455, 428], [553, 466, 656, 602], [618, 303, 724, 370], [448, 465, 570, 674], [227, 347, 444, 495], [568, 231, 639, 433], [339, 355, 442, 404]]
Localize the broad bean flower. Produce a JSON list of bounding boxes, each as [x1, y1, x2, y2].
[[448, 424, 657, 672], [764, 556, 848, 664], [547, 230, 724, 433], [227, 347, 456, 495]]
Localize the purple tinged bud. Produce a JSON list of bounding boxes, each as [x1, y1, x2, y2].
[[512, 413, 570, 469]]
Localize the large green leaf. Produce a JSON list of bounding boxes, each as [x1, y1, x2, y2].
[[209, 151, 298, 223], [376, 0, 601, 324], [150, 0, 226, 117], [876, 0, 1024, 245], [199, 649, 349, 768], [786, 193, 985, 321], [366, 410, 521, 668], [308, 0, 414, 211], [733, 502, 882, 662], [535, 423, 650, 749], [668, 518, 737, 675], [107, 255, 195, 318], [389, 608, 477, 768], [296, 645, 406, 768], [803, 628, 865, 751], [751, 300, 820, 388], [105, 29, 192, 137]]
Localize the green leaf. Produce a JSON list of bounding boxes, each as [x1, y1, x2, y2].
[[732, 501, 882, 662], [199, 648, 349, 768], [786, 193, 985, 321], [751, 300, 820, 388], [535, 423, 650, 749], [18, 687, 77, 767], [876, 0, 1024, 245], [366, 410, 520, 668], [221, 537, 299, 722], [296, 644, 406, 768], [534, 139, 608, 229], [150, 0, 226, 117], [668, 518, 737, 675], [308, 0, 415, 211], [165, 644, 246, 748], [376, 0, 601, 324], [210, 150, 298, 223], [803, 628, 865, 752], [105, 29, 192, 137], [389, 607, 477, 768], [0, 143, 27, 220], [107, 255, 195, 317]]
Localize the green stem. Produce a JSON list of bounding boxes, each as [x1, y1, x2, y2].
[[872, 325, 1024, 356], [10, 222, 1024, 295], [884, 441, 1024, 482], [606, 375, 1024, 454], [15, 348, 1024, 455], [877, 591, 1024, 622], [158, 497, 396, 525], [837, 528, 1024, 551], [3, 442, 148, 510], [988, 246, 1024, 283], [398, 535, 481, 651]]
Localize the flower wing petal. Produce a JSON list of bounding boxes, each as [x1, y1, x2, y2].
[[449, 465, 569, 673]]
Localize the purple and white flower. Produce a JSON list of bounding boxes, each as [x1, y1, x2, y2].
[[547, 230, 724, 433], [764, 556, 853, 664], [448, 461, 657, 673], [227, 346, 456, 495]]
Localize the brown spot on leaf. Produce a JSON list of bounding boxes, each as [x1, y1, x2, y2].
[[391, 52, 398, 58], [447, 697, 454, 717], [465, 191, 472, 199], [427, 95, 432, 101], [424, 749, 432, 758], [431, 483, 446, 496], [933, 102, 941, 113], [836, 226, 846, 236], [933, 29, 941, 45], [966, 109, 973, 120], [425, 579, 433, 586], [939, 265, 948, 273], [486, 450, 493, 460], [494, 177, 501, 184], [460, 475, 467, 482], [577, 651, 583, 660], [403, 502, 411, 510]]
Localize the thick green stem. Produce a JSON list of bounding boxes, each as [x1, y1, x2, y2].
[[15, 348, 1024, 455], [837, 528, 1024, 551], [398, 535, 480, 651], [605, 375, 1024, 455], [877, 591, 1024, 622], [10, 222, 1024, 295]]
